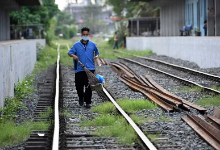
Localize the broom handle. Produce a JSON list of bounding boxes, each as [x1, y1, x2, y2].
[[78, 60, 85, 68]]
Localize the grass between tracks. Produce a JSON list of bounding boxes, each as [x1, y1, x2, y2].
[[81, 99, 173, 144], [172, 86, 202, 92], [195, 95, 220, 107], [0, 121, 50, 148], [92, 99, 158, 114], [211, 86, 220, 92]]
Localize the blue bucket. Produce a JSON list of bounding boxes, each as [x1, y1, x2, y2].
[[95, 74, 104, 83]]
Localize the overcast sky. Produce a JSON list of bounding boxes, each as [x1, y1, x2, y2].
[[55, 0, 96, 10]]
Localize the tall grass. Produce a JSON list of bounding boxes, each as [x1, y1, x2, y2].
[[81, 114, 137, 144], [34, 45, 57, 74], [92, 99, 157, 114], [82, 99, 158, 144], [0, 121, 50, 148]]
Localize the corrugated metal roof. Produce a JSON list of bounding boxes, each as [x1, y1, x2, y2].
[[15, 0, 42, 6]]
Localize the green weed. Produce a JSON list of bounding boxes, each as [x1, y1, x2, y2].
[[14, 75, 35, 100], [211, 86, 220, 92], [92, 99, 157, 115], [60, 109, 72, 117], [172, 86, 202, 92], [82, 114, 137, 144], [147, 134, 160, 141], [117, 99, 158, 113], [130, 115, 150, 124], [39, 107, 53, 118], [0, 97, 25, 122], [97, 121, 137, 144], [157, 114, 173, 122], [0, 121, 50, 148], [91, 101, 116, 114], [195, 95, 220, 107], [33, 45, 57, 74], [81, 115, 121, 127]]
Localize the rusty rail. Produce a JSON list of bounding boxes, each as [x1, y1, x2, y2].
[[182, 114, 220, 150], [110, 62, 207, 113], [96, 57, 108, 66], [143, 74, 207, 114]]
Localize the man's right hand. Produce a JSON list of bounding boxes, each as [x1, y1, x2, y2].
[[73, 55, 79, 61]]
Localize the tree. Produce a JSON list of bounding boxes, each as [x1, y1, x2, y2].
[[105, 0, 159, 18], [10, 0, 59, 29], [80, 5, 108, 34], [10, 0, 59, 43], [54, 11, 76, 39]]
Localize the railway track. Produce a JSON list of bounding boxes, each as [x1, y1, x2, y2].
[[118, 57, 220, 95], [23, 44, 220, 150], [134, 55, 220, 83], [54, 44, 158, 149]]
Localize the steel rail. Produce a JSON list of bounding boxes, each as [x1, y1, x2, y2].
[[119, 57, 220, 95], [114, 50, 220, 82], [52, 44, 60, 150], [134, 55, 220, 82], [102, 87, 158, 150], [182, 114, 220, 150]]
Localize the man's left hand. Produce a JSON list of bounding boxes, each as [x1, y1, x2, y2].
[[94, 55, 98, 60]]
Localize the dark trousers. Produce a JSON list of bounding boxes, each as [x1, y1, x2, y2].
[[113, 41, 118, 49], [75, 70, 94, 104]]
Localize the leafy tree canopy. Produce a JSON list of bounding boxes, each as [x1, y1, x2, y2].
[[105, 0, 159, 18], [10, 0, 59, 29]]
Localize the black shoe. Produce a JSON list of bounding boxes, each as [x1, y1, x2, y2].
[[84, 104, 91, 109]]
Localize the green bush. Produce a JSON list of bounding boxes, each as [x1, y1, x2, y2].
[[0, 97, 25, 122], [14, 75, 34, 100]]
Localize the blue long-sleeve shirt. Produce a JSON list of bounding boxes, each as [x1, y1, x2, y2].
[[67, 40, 99, 73]]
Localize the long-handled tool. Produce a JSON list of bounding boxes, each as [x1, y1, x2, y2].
[[78, 60, 103, 90]]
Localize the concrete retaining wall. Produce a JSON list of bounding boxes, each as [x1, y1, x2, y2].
[[0, 39, 46, 107], [127, 37, 220, 68]]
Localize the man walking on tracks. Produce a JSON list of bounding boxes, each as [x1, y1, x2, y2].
[[67, 27, 99, 108]]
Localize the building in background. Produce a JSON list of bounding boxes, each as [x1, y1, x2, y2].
[[130, 0, 220, 36], [127, 0, 220, 68], [65, 0, 114, 34], [128, 17, 160, 37], [0, 0, 42, 41]]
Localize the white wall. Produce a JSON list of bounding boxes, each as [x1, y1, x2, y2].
[[127, 37, 220, 68], [0, 39, 46, 107]]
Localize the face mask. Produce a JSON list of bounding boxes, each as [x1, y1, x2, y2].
[[82, 36, 89, 41]]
